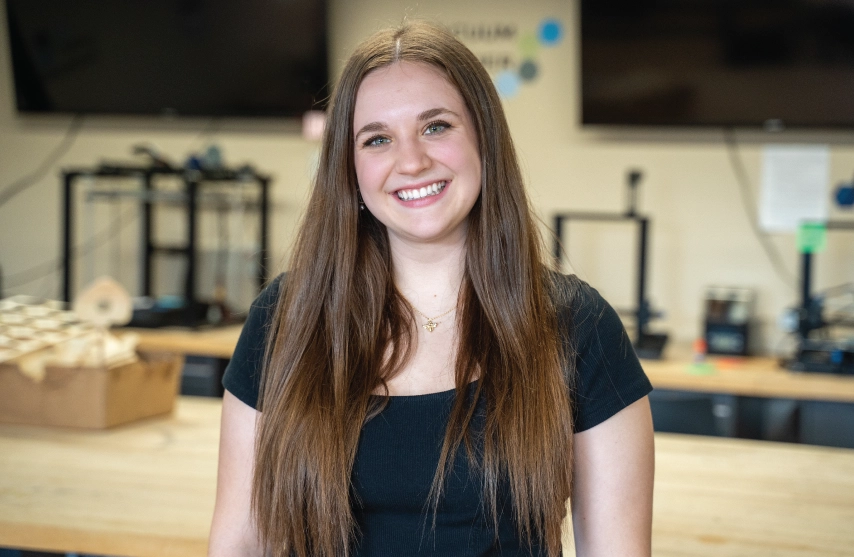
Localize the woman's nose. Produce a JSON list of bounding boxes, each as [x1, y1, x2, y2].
[[394, 136, 431, 176]]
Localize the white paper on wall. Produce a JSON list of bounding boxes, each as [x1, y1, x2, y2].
[[759, 144, 830, 232]]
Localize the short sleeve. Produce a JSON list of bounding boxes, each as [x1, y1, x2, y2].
[[561, 277, 653, 432], [222, 275, 283, 409]]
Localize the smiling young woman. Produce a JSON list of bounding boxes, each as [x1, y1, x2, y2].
[[208, 21, 654, 557], [352, 61, 482, 248]]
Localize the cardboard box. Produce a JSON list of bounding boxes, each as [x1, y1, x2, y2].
[[0, 351, 183, 428]]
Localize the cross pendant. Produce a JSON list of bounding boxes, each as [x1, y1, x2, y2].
[[423, 319, 438, 332]]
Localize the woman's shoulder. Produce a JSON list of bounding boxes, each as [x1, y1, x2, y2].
[[240, 272, 285, 321], [221, 273, 286, 409], [253, 272, 286, 311], [546, 271, 612, 333], [546, 271, 652, 432]]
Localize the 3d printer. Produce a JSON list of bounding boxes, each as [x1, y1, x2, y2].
[[783, 220, 854, 375], [552, 170, 669, 359]]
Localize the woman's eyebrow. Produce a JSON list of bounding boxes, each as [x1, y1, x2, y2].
[[354, 121, 387, 140], [418, 107, 459, 121], [354, 108, 459, 141]]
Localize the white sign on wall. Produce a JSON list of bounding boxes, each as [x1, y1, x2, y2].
[[759, 144, 830, 232]]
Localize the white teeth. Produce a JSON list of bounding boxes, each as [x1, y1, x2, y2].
[[396, 181, 447, 201]]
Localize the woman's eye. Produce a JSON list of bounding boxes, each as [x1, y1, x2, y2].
[[424, 121, 450, 135], [363, 135, 390, 147]]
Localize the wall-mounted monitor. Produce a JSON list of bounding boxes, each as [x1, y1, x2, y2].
[[581, 0, 854, 128], [5, 0, 328, 118]]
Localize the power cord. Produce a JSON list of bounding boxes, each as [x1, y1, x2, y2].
[[723, 128, 798, 292], [3, 205, 137, 290], [0, 114, 85, 208]]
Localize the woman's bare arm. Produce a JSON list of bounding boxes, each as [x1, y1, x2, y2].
[[208, 390, 265, 556], [571, 396, 655, 556]]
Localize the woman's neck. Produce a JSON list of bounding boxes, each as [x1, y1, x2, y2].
[[390, 236, 466, 315]]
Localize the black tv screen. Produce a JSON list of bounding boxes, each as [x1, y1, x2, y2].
[[6, 0, 328, 117], [581, 0, 854, 128]]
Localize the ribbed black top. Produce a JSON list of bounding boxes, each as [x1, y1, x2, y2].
[[351, 385, 534, 556], [223, 273, 653, 555]]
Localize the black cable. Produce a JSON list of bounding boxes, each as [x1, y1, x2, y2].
[[0, 114, 85, 209], [723, 128, 798, 292], [3, 205, 137, 290], [2, 259, 61, 289], [4, 188, 248, 292]]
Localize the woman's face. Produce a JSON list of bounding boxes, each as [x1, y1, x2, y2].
[[352, 61, 482, 248]]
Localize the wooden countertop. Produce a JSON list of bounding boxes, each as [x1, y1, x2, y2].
[[1, 398, 853, 557], [0, 397, 221, 557], [128, 325, 242, 360], [127, 325, 854, 402], [648, 434, 854, 556], [642, 356, 854, 403]]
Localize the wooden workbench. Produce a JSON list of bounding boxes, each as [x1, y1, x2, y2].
[[642, 356, 854, 403], [129, 325, 854, 402], [1, 397, 853, 557], [131, 325, 243, 360], [0, 397, 220, 557]]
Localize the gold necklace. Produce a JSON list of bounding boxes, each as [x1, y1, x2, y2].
[[406, 300, 457, 333]]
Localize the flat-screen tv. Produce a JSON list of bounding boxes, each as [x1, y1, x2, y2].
[[5, 0, 328, 118], [581, 0, 854, 128]]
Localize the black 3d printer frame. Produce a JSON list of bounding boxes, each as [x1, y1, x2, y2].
[[786, 220, 854, 374], [552, 212, 667, 359], [61, 164, 270, 327], [551, 172, 668, 359]]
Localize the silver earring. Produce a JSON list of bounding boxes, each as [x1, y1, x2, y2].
[[357, 190, 365, 211]]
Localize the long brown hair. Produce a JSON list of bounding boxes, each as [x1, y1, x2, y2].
[[254, 21, 574, 557]]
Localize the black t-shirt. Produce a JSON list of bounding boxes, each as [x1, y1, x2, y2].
[[222, 273, 652, 556]]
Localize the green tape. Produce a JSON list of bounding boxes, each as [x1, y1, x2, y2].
[[685, 362, 717, 375], [797, 222, 827, 253]]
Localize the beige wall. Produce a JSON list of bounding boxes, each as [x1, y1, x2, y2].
[[1, 0, 853, 353]]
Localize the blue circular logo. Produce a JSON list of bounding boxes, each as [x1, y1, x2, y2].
[[538, 19, 563, 46], [495, 70, 521, 98], [491, 18, 564, 98]]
